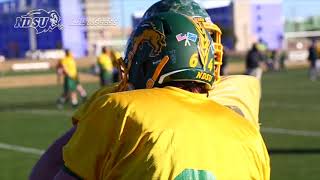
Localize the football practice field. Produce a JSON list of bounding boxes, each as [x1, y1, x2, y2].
[[0, 68, 319, 179]]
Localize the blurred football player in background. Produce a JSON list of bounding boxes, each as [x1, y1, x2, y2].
[[245, 43, 264, 81], [56, 49, 87, 108], [97, 46, 113, 86], [220, 48, 228, 75], [110, 49, 122, 83], [308, 40, 319, 81], [31, 10, 269, 180]]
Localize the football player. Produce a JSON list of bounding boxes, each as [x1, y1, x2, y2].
[[56, 49, 87, 108], [97, 46, 113, 86], [109, 49, 123, 82], [71, 0, 261, 129], [31, 12, 269, 180], [143, 0, 261, 129]]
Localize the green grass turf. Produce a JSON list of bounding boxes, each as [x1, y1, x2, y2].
[[260, 69, 320, 179], [0, 82, 99, 179], [261, 69, 320, 148], [0, 67, 91, 77], [0, 68, 319, 179]]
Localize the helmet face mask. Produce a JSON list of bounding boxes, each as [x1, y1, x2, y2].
[[142, 0, 224, 82], [194, 17, 223, 81], [123, 12, 216, 90]]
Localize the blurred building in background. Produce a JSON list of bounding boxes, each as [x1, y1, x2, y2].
[[82, 0, 110, 56], [250, 1, 284, 50], [4, 0, 316, 59], [0, 0, 124, 59], [206, 0, 284, 51], [60, 0, 87, 58], [283, 16, 320, 61], [132, 0, 283, 52], [0, 0, 62, 58], [204, 0, 235, 50], [285, 16, 320, 32]]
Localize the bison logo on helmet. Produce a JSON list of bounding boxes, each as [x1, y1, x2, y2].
[[128, 22, 166, 65]]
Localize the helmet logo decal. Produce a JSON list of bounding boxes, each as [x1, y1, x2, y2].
[[189, 53, 198, 68], [196, 72, 213, 82], [192, 16, 206, 23], [176, 32, 198, 46], [129, 22, 166, 64], [193, 19, 211, 71]]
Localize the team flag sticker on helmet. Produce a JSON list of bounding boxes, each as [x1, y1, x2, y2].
[[176, 32, 198, 46], [176, 33, 187, 42], [187, 32, 198, 42]]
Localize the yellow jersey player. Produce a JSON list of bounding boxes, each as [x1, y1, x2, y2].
[[110, 49, 123, 82], [142, 0, 263, 128], [209, 75, 261, 128], [30, 12, 269, 180], [97, 47, 113, 86], [72, 0, 261, 129], [56, 49, 87, 108], [71, 75, 261, 129]]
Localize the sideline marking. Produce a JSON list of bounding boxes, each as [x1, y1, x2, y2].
[[0, 109, 72, 116], [262, 127, 320, 137], [0, 142, 44, 155]]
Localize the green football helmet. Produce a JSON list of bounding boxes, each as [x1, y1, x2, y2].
[[122, 12, 215, 90], [143, 0, 223, 82]]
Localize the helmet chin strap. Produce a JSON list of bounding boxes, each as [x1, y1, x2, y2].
[[116, 57, 132, 92], [146, 55, 170, 89]]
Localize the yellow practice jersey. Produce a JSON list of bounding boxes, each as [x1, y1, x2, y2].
[[72, 75, 261, 128], [209, 75, 261, 129], [112, 51, 122, 68], [64, 87, 270, 180], [98, 54, 113, 72], [114, 51, 122, 60], [72, 83, 120, 125], [60, 56, 78, 79]]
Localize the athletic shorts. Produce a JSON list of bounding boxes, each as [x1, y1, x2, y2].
[[100, 70, 112, 86], [64, 76, 79, 92]]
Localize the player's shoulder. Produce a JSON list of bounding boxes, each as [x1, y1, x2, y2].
[[71, 83, 121, 125], [95, 83, 119, 96], [219, 75, 260, 84], [103, 87, 197, 109], [213, 75, 260, 93], [87, 88, 165, 116], [106, 88, 167, 102], [85, 84, 122, 109], [80, 83, 120, 109]]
